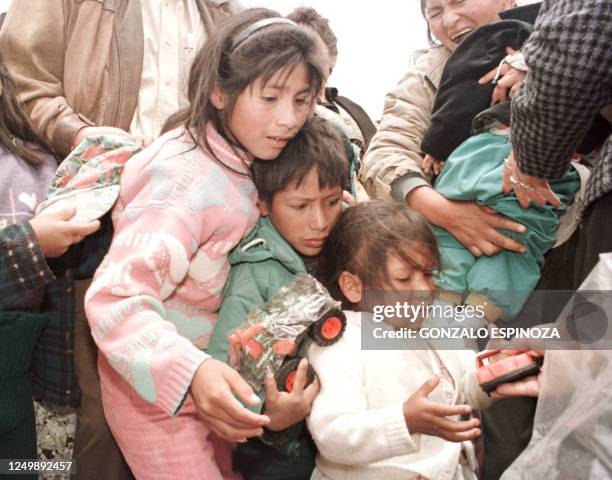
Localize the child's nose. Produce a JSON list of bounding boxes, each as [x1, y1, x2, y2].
[[276, 100, 298, 129], [414, 272, 435, 292], [310, 206, 328, 231]]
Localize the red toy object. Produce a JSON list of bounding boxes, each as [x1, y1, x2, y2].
[[229, 273, 346, 395], [476, 349, 542, 394]]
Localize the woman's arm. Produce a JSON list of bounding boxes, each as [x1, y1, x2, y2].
[[407, 186, 526, 257]]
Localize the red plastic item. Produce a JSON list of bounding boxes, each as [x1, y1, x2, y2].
[[320, 316, 343, 340], [476, 349, 541, 393]]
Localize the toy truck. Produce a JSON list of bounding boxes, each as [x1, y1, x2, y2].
[[228, 273, 346, 394]]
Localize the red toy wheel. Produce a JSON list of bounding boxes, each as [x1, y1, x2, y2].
[[310, 309, 346, 346], [322, 316, 342, 340], [275, 358, 316, 393], [285, 371, 297, 392]]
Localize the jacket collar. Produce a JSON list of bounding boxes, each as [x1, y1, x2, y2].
[[230, 216, 306, 274], [205, 123, 253, 175]]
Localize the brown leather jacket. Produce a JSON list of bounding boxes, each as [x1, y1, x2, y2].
[[0, 0, 241, 157]]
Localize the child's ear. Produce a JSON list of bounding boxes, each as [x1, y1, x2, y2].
[[210, 83, 227, 110], [338, 271, 363, 304], [257, 198, 270, 216]]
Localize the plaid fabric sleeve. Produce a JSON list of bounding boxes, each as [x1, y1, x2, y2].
[[32, 267, 80, 407], [0, 221, 54, 308], [511, 0, 612, 179]]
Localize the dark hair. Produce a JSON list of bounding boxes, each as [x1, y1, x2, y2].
[[420, 0, 440, 47], [163, 8, 327, 169], [252, 116, 347, 205], [318, 201, 441, 308], [0, 61, 50, 166], [287, 7, 338, 59]]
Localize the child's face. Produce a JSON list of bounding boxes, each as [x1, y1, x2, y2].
[[378, 245, 436, 329], [384, 246, 436, 293], [226, 63, 314, 160], [260, 167, 342, 257]]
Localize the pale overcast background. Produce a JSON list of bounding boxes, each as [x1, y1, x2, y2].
[[0, 0, 538, 120]]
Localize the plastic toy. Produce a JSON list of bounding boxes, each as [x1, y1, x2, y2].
[[228, 273, 346, 394], [476, 349, 542, 394]]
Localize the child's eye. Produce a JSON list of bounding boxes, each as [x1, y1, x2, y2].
[[262, 96, 277, 103], [327, 198, 341, 207], [295, 96, 311, 106], [427, 8, 442, 19], [291, 204, 307, 210]]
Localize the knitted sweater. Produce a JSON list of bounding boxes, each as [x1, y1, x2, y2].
[[0, 144, 56, 309], [307, 312, 493, 480], [85, 125, 259, 415]]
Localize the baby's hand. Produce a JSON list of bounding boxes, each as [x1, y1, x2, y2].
[[29, 207, 100, 258], [263, 358, 320, 432], [423, 155, 445, 175], [403, 376, 481, 442]]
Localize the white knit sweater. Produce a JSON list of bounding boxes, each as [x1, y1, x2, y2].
[[307, 312, 493, 480]]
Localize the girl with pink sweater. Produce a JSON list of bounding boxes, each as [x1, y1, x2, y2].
[[84, 9, 327, 479]]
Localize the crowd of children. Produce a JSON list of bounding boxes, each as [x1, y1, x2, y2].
[[1, 1, 610, 480]]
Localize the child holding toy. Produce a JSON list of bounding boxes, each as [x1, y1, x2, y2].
[[208, 115, 348, 480], [308, 201, 539, 480]]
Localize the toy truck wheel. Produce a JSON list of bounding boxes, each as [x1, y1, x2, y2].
[[276, 358, 316, 393], [310, 309, 346, 346]]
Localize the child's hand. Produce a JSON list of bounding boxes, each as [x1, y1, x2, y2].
[[190, 358, 270, 442], [403, 376, 481, 442], [423, 155, 445, 175], [263, 358, 320, 432], [29, 207, 100, 258]]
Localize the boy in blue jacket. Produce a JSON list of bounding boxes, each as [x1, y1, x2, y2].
[[207, 116, 348, 480]]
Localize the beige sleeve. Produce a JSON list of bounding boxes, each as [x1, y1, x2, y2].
[[0, 0, 89, 156], [461, 363, 495, 411], [360, 49, 449, 201]]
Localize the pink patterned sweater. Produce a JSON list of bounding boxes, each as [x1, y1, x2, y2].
[[85, 125, 259, 415]]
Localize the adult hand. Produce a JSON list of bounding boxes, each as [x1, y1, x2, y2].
[[72, 126, 149, 150], [493, 374, 541, 398], [407, 186, 526, 257], [263, 358, 320, 431], [30, 206, 100, 257], [403, 377, 481, 442], [502, 151, 560, 209], [423, 154, 445, 175], [490, 350, 544, 398], [190, 358, 270, 442], [479, 48, 527, 105]]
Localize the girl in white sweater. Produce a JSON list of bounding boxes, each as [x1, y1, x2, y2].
[[307, 201, 535, 480]]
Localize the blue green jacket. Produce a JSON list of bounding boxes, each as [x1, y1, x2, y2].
[[208, 215, 307, 368], [208, 217, 316, 478]]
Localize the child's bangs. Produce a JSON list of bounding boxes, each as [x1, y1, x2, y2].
[[254, 56, 322, 99], [232, 25, 325, 99]]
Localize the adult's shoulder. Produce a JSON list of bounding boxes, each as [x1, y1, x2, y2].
[[406, 46, 451, 87]]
